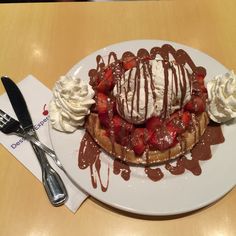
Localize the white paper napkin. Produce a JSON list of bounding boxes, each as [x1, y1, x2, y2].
[[0, 75, 88, 213]]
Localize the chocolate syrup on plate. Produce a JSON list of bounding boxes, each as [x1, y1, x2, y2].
[[77, 45, 225, 192], [89, 44, 208, 162], [113, 158, 131, 181], [144, 167, 164, 182], [78, 122, 224, 191], [165, 122, 225, 176], [78, 132, 109, 192]]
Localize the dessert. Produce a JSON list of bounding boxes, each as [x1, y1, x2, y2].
[[49, 43, 229, 190], [86, 44, 209, 165]]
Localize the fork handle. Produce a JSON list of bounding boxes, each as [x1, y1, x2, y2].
[[18, 132, 56, 158], [15, 131, 56, 159]]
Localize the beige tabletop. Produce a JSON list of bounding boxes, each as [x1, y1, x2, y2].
[[0, 0, 236, 235]]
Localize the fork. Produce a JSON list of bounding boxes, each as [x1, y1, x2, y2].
[[0, 109, 56, 159], [0, 109, 81, 187]]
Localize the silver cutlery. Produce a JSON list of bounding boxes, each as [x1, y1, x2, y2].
[[0, 109, 56, 158], [0, 108, 82, 190], [1, 76, 68, 206]]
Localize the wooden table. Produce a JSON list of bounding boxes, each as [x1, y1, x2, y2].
[[0, 1, 235, 235]]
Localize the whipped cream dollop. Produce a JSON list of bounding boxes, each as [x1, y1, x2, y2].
[[113, 59, 192, 124], [49, 75, 95, 132], [207, 70, 236, 123]]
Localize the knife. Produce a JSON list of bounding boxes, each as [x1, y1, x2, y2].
[[1, 76, 68, 206]]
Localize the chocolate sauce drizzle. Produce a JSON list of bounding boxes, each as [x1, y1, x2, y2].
[[165, 121, 225, 176], [78, 122, 224, 191], [77, 44, 224, 192], [144, 167, 164, 182], [78, 132, 109, 192], [113, 158, 131, 181], [89, 44, 207, 162], [90, 44, 205, 121]]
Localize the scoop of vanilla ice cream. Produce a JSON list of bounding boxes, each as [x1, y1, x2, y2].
[[113, 65, 155, 124], [152, 60, 192, 117], [113, 59, 192, 124], [49, 75, 95, 132], [207, 70, 236, 123]]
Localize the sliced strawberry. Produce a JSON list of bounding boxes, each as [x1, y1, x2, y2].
[[97, 77, 114, 93], [146, 116, 163, 132], [98, 112, 109, 128], [148, 131, 157, 148], [166, 124, 178, 140], [97, 93, 108, 114], [182, 111, 191, 126], [131, 128, 148, 156], [123, 56, 137, 70], [111, 115, 133, 144], [200, 84, 207, 93], [97, 69, 115, 94], [114, 132, 132, 147], [112, 115, 122, 134], [192, 73, 208, 95], [184, 100, 194, 111], [196, 74, 205, 83], [167, 121, 183, 134], [167, 111, 181, 122], [167, 111, 191, 135], [133, 142, 146, 156], [196, 74, 207, 93], [184, 97, 206, 114], [142, 55, 151, 61], [104, 68, 113, 79], [112, 115, 132, 134], [148, 125, 177, 151], [96, 93, 110, 127]]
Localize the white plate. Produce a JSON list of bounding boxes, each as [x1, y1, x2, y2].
[[49, 40, 236, 216]]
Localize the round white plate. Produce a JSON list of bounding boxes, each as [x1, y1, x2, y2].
[[50, 40, 236, 216]]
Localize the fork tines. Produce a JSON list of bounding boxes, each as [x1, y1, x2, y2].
[[0, 110, 11, 128], [0, 109, 20, 134]]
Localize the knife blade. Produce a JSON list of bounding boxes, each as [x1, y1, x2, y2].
[[1, 76, 68, 206]]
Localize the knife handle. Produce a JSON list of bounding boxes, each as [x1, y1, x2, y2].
[[31, 144, 68, 206]]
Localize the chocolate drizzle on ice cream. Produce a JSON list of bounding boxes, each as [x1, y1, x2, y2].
[[76, 44, 225, 192], [88, 44, 210, 161], [89, 44, 206, 124]]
